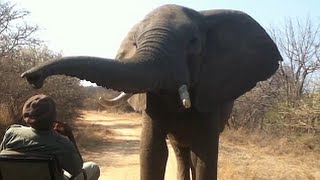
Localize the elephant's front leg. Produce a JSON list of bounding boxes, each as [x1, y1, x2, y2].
[[140, 113, 168, 180], [190, 112, 220, 180], [170, 142, 192, 180], [190, 134, 219, 180]]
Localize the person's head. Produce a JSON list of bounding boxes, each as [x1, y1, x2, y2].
[[22, 94, 57, 130]]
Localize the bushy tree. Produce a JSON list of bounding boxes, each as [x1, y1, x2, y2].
[[0, 46, 85, 124], [0, 2, 85, 134]]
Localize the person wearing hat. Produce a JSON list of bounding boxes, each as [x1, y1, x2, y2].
[[0, 94, 100, 180]]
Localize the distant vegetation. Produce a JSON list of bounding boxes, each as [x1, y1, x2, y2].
[[230, 16, 320, 151], [0, 2, 85, 135]]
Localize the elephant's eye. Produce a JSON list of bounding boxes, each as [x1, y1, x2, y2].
[[189, 37, 198, 45], [187, 36, 201, 54], [133, 42, 137, 48]]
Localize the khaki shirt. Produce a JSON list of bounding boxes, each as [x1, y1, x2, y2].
[[0, 124, 83, 176]]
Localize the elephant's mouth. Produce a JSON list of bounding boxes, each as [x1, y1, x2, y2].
[[102, 85, 192, 109]]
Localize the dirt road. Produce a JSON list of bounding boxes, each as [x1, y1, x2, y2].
[[76, 111, 178, 180], [75, 111, 320, 180]]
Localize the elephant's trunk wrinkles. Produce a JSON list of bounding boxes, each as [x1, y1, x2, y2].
[[136, 27, 192, 90], [26, 55, 165, 93], [136, 27, 173, 58]]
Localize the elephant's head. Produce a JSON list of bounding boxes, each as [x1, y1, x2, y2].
[[21, 4, 282, 111]]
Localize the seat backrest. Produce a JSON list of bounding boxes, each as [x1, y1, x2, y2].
[[0, 151, 64, 180]]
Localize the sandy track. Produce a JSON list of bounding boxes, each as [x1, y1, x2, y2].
[[77, 111, 177, 180], [76, 111, 320, 180]]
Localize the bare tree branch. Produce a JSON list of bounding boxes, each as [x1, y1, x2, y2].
[[269, 17, 320, 101], [0, 2, 40, 59]]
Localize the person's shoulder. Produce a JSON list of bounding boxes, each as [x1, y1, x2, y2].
[[5, 124, 29, 132], [3, 124, 30, 138]]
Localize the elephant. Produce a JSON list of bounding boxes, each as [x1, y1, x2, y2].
[[21, 4, 282, 180]]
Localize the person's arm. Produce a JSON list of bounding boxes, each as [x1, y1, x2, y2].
[[0, 133, 7, 151], [0, 127, 12, 151], [53, 121, 83, 162]]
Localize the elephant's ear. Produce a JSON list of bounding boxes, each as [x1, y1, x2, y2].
[[194, 10, 282, 111]]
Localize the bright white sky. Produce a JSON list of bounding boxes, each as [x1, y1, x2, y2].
[[9, 0, 320, 85], [10, 0, 320, 57]]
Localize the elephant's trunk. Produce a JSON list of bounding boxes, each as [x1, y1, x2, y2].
[[23, 55, 167, 93], [21, 26, 192, 107]]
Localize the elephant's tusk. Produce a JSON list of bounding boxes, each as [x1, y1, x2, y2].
[[178, 84, 191, 108], [98, 92, 133, 107]]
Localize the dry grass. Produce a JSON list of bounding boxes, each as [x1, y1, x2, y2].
[[0, 105, 19, 137], [219, 129, 320, 180]]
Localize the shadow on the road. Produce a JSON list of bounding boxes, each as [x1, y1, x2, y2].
[[73, 118, 141, 168], [102, 123, 141, 130], [88, 119, 141, 123], [81, 138, 140, 156]]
